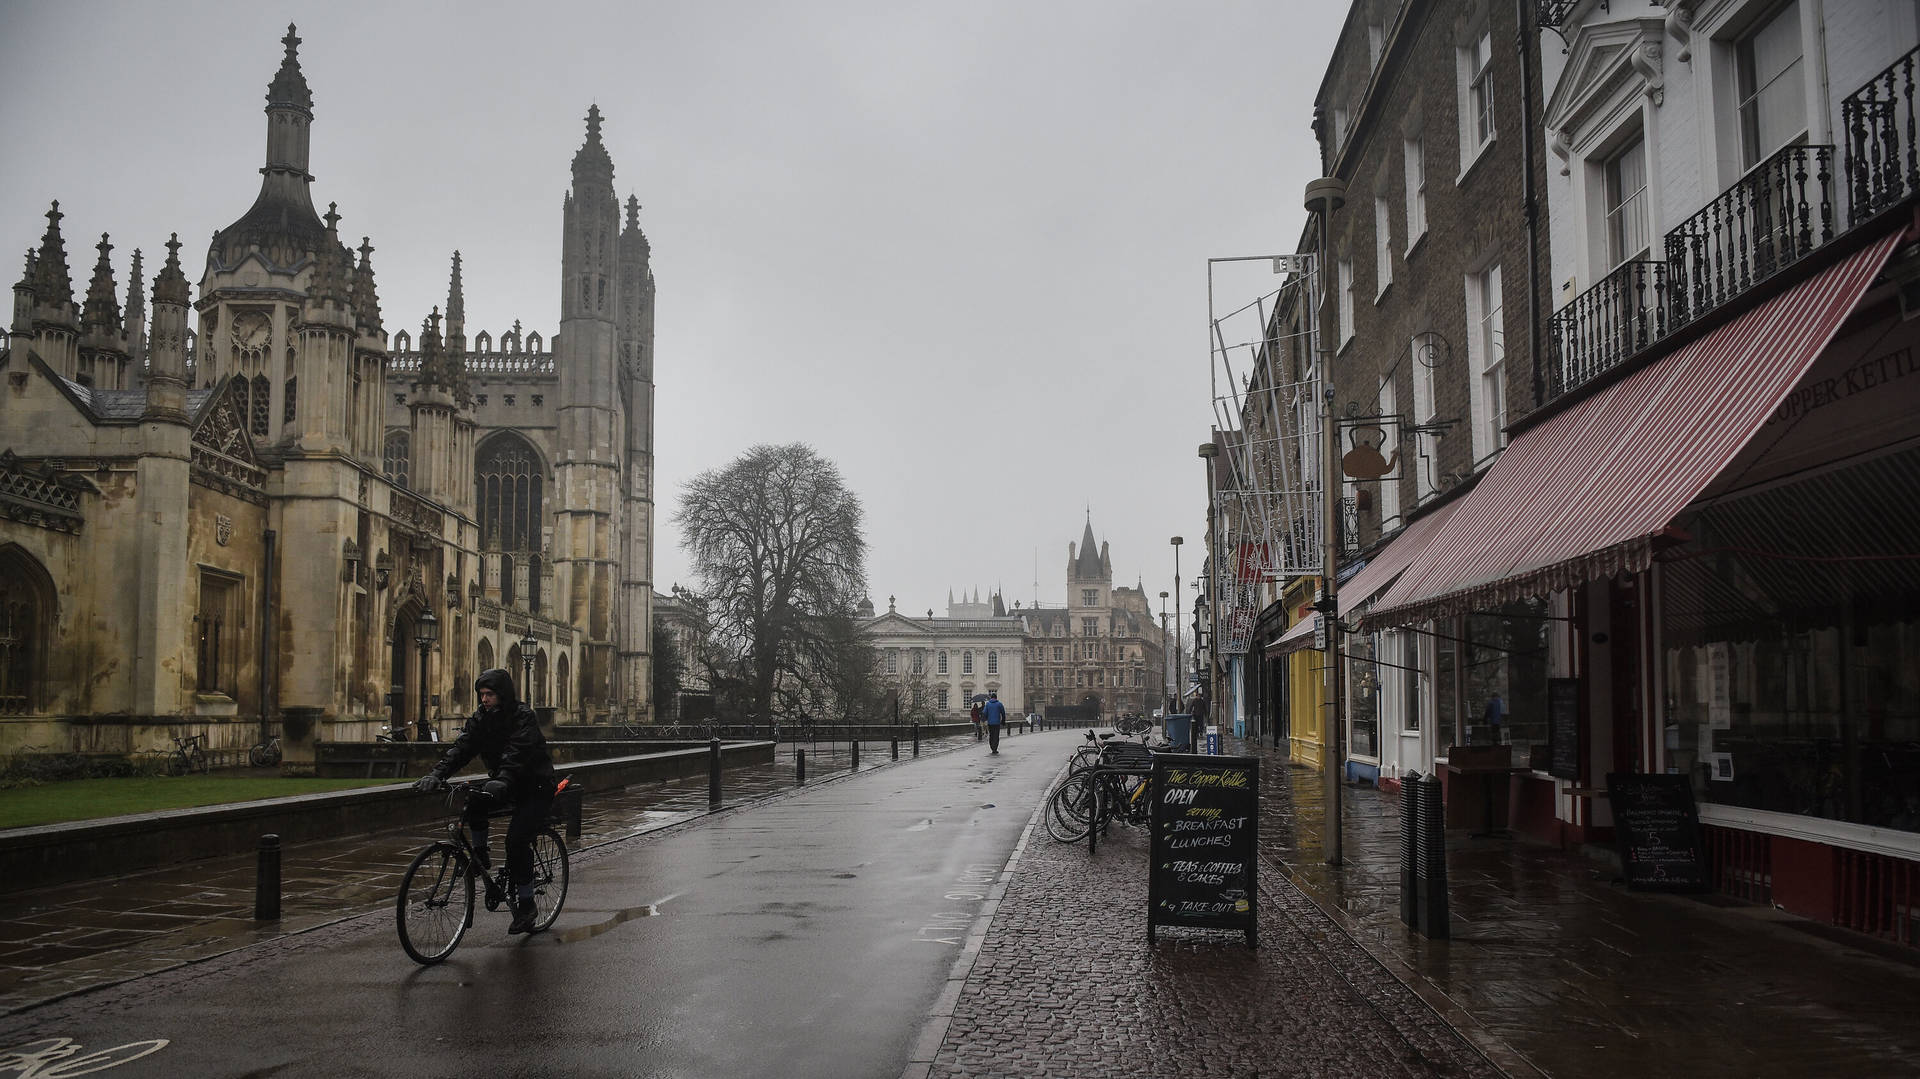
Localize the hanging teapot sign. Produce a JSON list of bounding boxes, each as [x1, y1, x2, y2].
[[1340, 422, 1399, 480]]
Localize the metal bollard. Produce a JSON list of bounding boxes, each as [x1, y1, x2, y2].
[[255, 834, 281, 921], [796, 748, 806, 785], [565, 787, 583, 840], [1399, 771, 1420, 931], [709, 737, 722, 808], [911, 723, 920, 757], [1414, 772, 1450, 939], [850, 738, 859, 770], [891, 736, 899, 761]]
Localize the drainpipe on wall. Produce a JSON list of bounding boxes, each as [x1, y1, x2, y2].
[[1517, 0, 1546, 409], [260, 529, 275, 748]]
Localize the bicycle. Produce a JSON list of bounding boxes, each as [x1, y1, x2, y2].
[[396, 777, 574, 965], [1044, 733, 1159, 844], [165, 733, 209, 776], [248, 734, 282, 768]]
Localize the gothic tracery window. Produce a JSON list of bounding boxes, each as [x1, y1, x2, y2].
[[476, 433, 545, 611], [250, 374, 270, 436], [383, 430, 410, 490]]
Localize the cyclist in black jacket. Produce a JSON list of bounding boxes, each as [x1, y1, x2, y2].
[[413, 667, 556, 934]]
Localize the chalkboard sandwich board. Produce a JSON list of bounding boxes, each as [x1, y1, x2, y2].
[[1148, 753, 1258, 947], [1605, 772, 1710, 892]]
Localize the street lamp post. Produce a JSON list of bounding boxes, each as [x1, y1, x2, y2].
[[1307, 173, 1348, 866], [1159, 591, 1171, 712], [1197, 440, 1221, 738], [1170, 536, 1183, 712], [414, 610, 440, 742], [520, 629, 538, 705]]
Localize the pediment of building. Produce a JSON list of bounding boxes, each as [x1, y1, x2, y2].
[[1544, 17, 1668, 147]]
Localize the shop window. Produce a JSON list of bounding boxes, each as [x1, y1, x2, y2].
[[1349, 633, 1381, 759], [1464, 599, 1550, 756]]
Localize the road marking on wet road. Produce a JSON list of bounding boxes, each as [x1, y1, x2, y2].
[[552, 893, 681, 944], [0, 1037, 169, 1077], [915, 863, 999, 945]]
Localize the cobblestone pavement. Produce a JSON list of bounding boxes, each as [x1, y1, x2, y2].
[[922, 748, 1502, 1079], [1, 733, 979, 1015], [923, 734, 1920, 1079]]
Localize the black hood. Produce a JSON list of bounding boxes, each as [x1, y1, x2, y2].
[[474, 668, 520, 711]]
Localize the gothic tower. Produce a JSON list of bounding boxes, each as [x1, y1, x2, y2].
[[555, 106, 626, 717], [616, 195, 656, 717]]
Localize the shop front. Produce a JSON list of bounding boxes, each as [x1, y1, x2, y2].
[[1361, 227, 1917, 939]]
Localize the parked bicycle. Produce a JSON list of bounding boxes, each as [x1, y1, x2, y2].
[[248, 734, 282, 768], [165, 733, 209, 776], [1043, 728, 1163, 844], [395, 777, 574, 965]]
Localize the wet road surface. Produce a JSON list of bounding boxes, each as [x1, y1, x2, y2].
[[0, 735, 1058, 1078]]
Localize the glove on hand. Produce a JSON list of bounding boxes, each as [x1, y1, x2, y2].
[[412, 775, 445, 794]]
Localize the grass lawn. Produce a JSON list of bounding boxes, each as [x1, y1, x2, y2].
[[0, 776, 405, 830]]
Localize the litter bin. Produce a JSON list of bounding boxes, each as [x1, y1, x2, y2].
[[1163, 714, 1193, 752]]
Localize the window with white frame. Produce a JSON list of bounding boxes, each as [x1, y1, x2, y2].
[[1081, 589, 1097, 606], [1403, 134, 1427, 246], [1460, 30, 1495, 164], [962, 650, 973, 675], [1604, 135, 1650, 266], [1736, 1, 1806, 169], [1466, 264, 1507, 464], [1377, 376, 1401, 528], [938, 651, 948, 674], [1411, 334, 1438, 501], [1397, 631, 1423, 732], [885, 649, 898, 674], [1374, 197, 1393, 299], [987, 651, 998, 674], [1338, 260, 1355, 346], [1082, 617, 1098, 637], [912, 650, 924, 675], [937, 687, 949, 711]]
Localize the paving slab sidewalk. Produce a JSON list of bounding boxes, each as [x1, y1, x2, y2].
[[925, 734, 1920, 1078]]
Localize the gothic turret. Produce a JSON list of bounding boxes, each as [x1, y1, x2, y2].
[[352, 237, 382, 336], [81, 234, 122, 338], [13, 250, 36, 335], [30, 202, 79, 377], [144, 235, 191, 423], [445, 251, 465, 348], [209, 25, 326, 272], [124, 248, 147, 371]]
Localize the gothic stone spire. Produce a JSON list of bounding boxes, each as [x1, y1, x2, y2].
[[82, 233, 121, 335], [33, 201, 74, 311], [268, 23, 313, 111]]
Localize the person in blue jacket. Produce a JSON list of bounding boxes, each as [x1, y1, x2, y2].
[[982, 690, 1007, 755], [412, 668, 556, 934]]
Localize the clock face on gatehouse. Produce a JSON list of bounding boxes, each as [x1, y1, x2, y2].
[[231, 311, 270, 351]]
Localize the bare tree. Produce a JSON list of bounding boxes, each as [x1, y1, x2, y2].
[[677, 443, 867, 724]]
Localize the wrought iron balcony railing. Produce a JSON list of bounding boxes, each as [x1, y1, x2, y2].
[[1843, 45, 1920, 227], [1666, 142, 1835, 333], [1547, 259, 1668, 398]]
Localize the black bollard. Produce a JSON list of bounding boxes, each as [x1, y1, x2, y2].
[[1400, 771, 1420, 930], [796, 748, 806, 786], [911, 722, 920, 757], [255, 834, 281, 921], [566, 787, 583, 840], [709, 737, 722, 808], [891, 736, 899, 761], [850, 738, 860, 770]]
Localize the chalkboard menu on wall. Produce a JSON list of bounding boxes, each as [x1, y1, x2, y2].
[[1606, 772, 1710, 892], [1148, 753, 1259, 947], [1547, 678, 1581, 780]]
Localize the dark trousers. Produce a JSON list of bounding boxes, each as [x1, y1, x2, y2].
[[463, 788, 555, 887], [987, 723, 1001, 752]]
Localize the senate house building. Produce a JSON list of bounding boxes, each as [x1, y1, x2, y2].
[[0, 28, 658, 771]]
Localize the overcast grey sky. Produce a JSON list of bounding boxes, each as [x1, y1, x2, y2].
[[1, 0, 1343, 616]]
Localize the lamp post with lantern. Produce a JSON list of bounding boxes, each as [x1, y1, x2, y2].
[[520, 629, 538, 705], [414, 609, 439, 742]]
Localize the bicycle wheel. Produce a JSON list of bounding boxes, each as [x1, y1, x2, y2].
[[397, 842, 474, 964], [165, 753, 187, 777], [1043, 772, 1094, 843], [248, 745, 268, 768], [194, 748, 210, 774], [526, 828, 569, 932]]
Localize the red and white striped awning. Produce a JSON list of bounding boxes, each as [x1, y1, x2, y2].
[[1337, 498, 1464, 616], [1365, 227, 1906, 628]]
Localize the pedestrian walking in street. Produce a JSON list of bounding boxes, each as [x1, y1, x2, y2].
[[971, 699, 984, 741], [1190, 685, 1211, 752], [982, 690, 1006, 754], [412, 668, 558, 935]]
